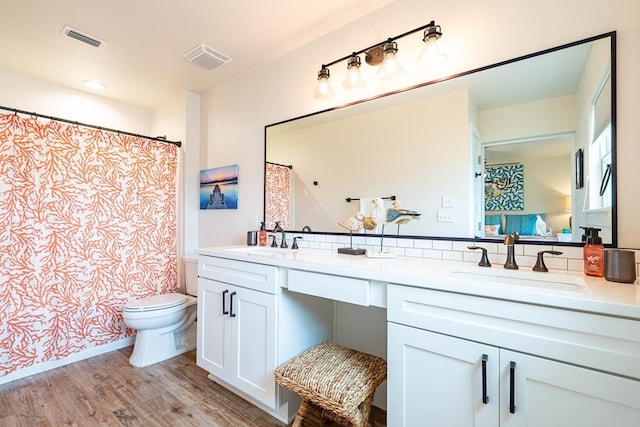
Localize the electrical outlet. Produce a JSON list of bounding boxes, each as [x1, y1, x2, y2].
[[437, 210, 455, 223], [442, 195, 456, 208]]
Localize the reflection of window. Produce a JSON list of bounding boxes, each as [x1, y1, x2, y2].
[[588, 67, 611, 210], [589, 124, 611, 209]]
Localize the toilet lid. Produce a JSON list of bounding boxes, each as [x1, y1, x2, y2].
[[124, 293, 188, 312]]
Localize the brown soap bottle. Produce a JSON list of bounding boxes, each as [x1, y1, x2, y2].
[[258, 221, 267, 246], [584, 227, 604, 277]]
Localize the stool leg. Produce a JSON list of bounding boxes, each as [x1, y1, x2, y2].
[[292, 399, 313, 427], [352, 393, 375, 427]]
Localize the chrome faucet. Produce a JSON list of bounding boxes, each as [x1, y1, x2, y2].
[[272, 221, 288, 248], [503, 232, 519, 269]]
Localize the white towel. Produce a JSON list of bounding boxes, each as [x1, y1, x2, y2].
[[359, 197, 376, 217]]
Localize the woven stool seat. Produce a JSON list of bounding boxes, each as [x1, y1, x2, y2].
[[274, 341, 387, 427]]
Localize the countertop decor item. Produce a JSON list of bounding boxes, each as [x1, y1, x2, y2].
[[337, 212, 366, 255], [604, 249, 636, 283], [366, 198, 421, 258]]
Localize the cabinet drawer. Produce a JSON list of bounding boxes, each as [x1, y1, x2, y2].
[[388, 284, 640, 380], [198, 255, 279, 294], [288, 269, 370, 306]]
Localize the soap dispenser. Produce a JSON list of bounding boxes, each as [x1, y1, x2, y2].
[[579, 226, 592, 243], [258, 221, 267, 246], [583, 227, 604, 277]]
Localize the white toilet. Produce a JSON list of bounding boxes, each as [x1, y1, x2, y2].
[[122, 257, 199, 367]]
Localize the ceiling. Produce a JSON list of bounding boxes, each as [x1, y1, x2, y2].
[[0, 0, 395, 109]]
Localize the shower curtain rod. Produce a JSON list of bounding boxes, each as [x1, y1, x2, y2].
[[266, 161, 293, 169], [0, 105, 182, 147]]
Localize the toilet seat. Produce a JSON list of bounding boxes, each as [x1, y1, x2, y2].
[[124, 293, 188, 313]]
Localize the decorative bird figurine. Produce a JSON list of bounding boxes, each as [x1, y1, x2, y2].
[[362, 216, 377, 230], [337, 211, 365, 232], [370, 197, 421, 225]]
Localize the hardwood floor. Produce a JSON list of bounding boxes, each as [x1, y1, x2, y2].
[[0, 347, 386, 426]]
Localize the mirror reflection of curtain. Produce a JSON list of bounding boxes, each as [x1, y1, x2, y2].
[[265, 163, 292, 229], [0, 112, 177, 377]]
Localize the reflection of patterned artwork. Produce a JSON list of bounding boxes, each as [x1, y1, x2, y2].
[[265, 163, 292, 229], [485, 164, 524, 211], [0, 113, 177, 377]]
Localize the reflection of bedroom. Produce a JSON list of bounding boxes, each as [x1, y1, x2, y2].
[[477, 36, 611, 242], [484, 137, 572, 238]]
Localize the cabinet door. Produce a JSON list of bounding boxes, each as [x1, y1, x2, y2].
[[230, 286, 277, 408], [197, 278, 231, 379], [388, 322, 499, 427], [500, 349, 640, 427]]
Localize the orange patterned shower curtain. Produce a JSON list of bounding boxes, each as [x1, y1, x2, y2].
[[0, 113, 178, 377], [265, 163, 292, 229]]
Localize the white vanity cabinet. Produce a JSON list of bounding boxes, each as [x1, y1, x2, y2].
[[387, 284, 640, 427], [197, 255, 278, 408], [196, 253, 335, 423]]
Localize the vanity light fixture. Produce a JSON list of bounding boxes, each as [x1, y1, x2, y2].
[[314, 20, 444, 97]]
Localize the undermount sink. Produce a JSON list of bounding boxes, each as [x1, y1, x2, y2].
[[225, 246, 292, 255], [447, 267, 587, 292]]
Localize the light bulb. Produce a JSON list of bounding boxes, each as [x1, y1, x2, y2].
[[314, 67, 335, 99], [416, 22, 448, 71], [343, 54, 366, 89], [377, 40, 404, 80]]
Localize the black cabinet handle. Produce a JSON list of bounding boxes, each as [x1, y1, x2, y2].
[[229, 291, 237, 317], [509, 361, 516, 414], [482, 354, 489, 404], [222, 289, 229, 315]]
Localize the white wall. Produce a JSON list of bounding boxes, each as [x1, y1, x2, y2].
[[199, 0, 640, 249], [479, 95, 578, 142], [0, 68, 151, 134], [268, 91, 471, 237]]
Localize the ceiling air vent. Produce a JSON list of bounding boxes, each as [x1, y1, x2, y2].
[[61, 25, 106, 48], [184, 44, 231, 70]]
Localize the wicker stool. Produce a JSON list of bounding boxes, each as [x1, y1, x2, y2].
[[274, 341, 387, 427]]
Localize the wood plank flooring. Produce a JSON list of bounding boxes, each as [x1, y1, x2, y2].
[[0, 347, 385, 426]]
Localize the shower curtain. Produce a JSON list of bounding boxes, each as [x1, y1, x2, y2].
[[0, 113, 178, 377], [265, 163, 292, 229]]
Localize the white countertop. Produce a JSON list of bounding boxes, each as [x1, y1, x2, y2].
[[197, 245, 640, 320]]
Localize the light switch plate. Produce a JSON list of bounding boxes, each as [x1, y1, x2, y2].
[[442, 195, 456, 208], [437, 210, 456, 223]]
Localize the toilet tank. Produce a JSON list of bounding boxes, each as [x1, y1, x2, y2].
[[183, 256, 198, 296]]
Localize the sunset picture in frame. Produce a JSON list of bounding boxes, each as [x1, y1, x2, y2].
[[200, 164, 238, 209]]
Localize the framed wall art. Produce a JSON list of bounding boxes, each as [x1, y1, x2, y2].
[[484, 163, 524, 211], [200, 164, 238, 209]]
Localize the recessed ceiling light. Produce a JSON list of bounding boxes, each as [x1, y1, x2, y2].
[[83, 80, 106, 90]]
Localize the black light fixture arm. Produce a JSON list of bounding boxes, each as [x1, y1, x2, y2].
[[320, 20, 439, 69]]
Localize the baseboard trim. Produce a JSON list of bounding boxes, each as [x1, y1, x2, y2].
[[0, 337, 135, 385]]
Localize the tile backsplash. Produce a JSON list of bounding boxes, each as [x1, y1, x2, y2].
[[294, 234, 640, 276]]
